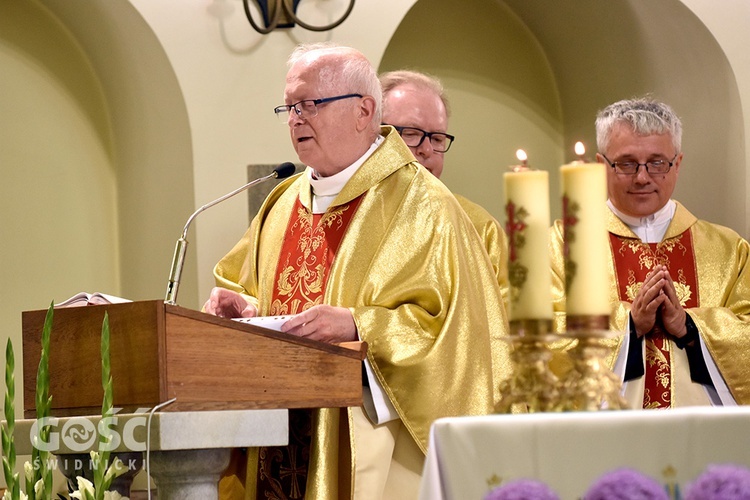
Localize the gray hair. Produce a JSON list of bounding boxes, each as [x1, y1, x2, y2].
[[595, 97, 682, 154], [380, 70, 451, 118], [288, 42, 382, 127]]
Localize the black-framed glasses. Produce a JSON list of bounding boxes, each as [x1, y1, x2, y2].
[[387, 125, 455, 153], [602, 153, 678, 175], [273, 93, 363, 122]]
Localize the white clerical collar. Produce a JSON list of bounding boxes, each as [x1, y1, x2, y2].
[[607, 199, 676, 243], [307, 135, 384, 214]]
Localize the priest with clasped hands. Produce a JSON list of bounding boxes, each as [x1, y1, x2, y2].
[[550, 97, 750, 409], [204, 42, 510, 500]]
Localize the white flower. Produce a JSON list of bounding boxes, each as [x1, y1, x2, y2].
[[33, 478, 44, 497], [3, 491, 28, 500], [104, 456, 128, 483], [103, 491, 128, 500], [23, 461, 33, 482], [70, 476, 95, 500]]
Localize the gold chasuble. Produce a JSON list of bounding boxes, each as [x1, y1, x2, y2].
[[256, 196, 363, 498], [454, 193, 510, 309], [214, 127, 511, 499], [550, 201, 750, 407]]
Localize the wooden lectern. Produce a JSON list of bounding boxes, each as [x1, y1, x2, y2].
[[22, 300, 366, 418]]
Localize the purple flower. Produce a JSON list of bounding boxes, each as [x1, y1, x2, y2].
[[584, 468, 668, 500], [485, 478, 559, 500], [686, 464, 750, 500]]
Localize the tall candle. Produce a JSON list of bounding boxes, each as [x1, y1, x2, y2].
[[560, 145, 610, 317], [504, 156, 553, 321]]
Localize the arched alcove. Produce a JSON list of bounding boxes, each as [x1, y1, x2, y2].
[[0, 0, 120, 331], [380, 0, 564, 221], [1, 0, 199, 313], [380, 0, 745, 232], [40, 0, 198, 308], [0, 0, 199, 416]]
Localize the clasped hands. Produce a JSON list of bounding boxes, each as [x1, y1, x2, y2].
[[630, 264, 688, 341], [203, 287, 357, 344]]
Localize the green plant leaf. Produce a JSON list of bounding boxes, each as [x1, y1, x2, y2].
[[95, 313, 114, 500], [2, 338, 18, 499]]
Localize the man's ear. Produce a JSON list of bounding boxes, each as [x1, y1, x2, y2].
[[673, 152, 684, 175], [355, 95, 377, 131]]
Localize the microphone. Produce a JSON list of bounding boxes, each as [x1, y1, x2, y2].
[[164, 162, 297, 305]]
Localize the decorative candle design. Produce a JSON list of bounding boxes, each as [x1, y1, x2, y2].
[[560, 143, 611, 317], [504, 150, 553, 321]]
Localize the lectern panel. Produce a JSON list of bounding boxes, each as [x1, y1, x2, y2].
[[22, 301, 365, 417], [22, 301, 163, 418]]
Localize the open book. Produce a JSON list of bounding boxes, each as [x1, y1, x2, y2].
[[55, 292, 132, 307]]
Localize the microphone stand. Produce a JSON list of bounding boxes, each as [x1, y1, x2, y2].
[[164, 163, 295, 305]]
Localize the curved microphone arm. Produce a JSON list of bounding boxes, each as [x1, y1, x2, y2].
[[164, 162, 296, 305]]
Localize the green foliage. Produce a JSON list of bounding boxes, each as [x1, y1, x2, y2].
[[69, 312, 126, 500], [3, 304, 124, 500], [93, 313, 115, 500], [2, 338, 20, 500], [27, 303, 54, 500]]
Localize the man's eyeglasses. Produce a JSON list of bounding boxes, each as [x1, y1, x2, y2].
[[387, 125, 455, 153], [273, 93, 363, 122], [602, 154, 678, 175]]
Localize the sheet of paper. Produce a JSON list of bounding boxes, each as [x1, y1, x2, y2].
[[232, 315, 294, 332]]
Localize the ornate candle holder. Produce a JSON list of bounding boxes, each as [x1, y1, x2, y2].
[[558, 315, 628, 411], [496, 319, 563, 413]]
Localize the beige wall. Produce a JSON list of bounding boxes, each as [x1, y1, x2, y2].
[[0, 0, 121, 402], [2, 0, 750, 490], [678, 0, 750, 231], [38, 0, 199, 308], [502, 0, 745, 233], [381, 0, 745, 228], [380, 0, 564, 221]]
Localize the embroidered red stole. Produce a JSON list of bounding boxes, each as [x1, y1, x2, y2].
[[609, 230, 699, 409], [256, 194, 363, 500]]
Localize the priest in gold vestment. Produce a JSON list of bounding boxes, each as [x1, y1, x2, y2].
[[550, 97, 750, 409], [380, 70, 510, 308], [205, 43, 510, 500]]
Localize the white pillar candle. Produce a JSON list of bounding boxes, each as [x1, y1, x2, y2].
[[504, 165, 553, 321], [559, 157, 611, 317]]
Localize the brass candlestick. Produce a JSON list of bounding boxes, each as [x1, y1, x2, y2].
[[559, 315, 628, 411], [496, 319, 562, 413]]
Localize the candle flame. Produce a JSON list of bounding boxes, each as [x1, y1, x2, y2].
[[516, 149, 528, 162], [574, 142, 586, 156]]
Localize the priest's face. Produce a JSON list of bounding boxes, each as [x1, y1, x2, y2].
[[283, 54, 367, 177], [382, 83, 449, 178], [598, 123, 682, 218]]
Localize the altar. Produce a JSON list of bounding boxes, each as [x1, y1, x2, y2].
[[419, 406, 750, 499]]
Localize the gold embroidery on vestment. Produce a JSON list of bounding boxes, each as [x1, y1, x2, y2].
[[272, 205, 350, 316]]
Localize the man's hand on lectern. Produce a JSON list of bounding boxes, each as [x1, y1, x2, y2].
[[204, 287, 257, 319]]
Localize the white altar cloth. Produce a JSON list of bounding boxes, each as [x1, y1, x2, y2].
[[419, 406, 750, 500]]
